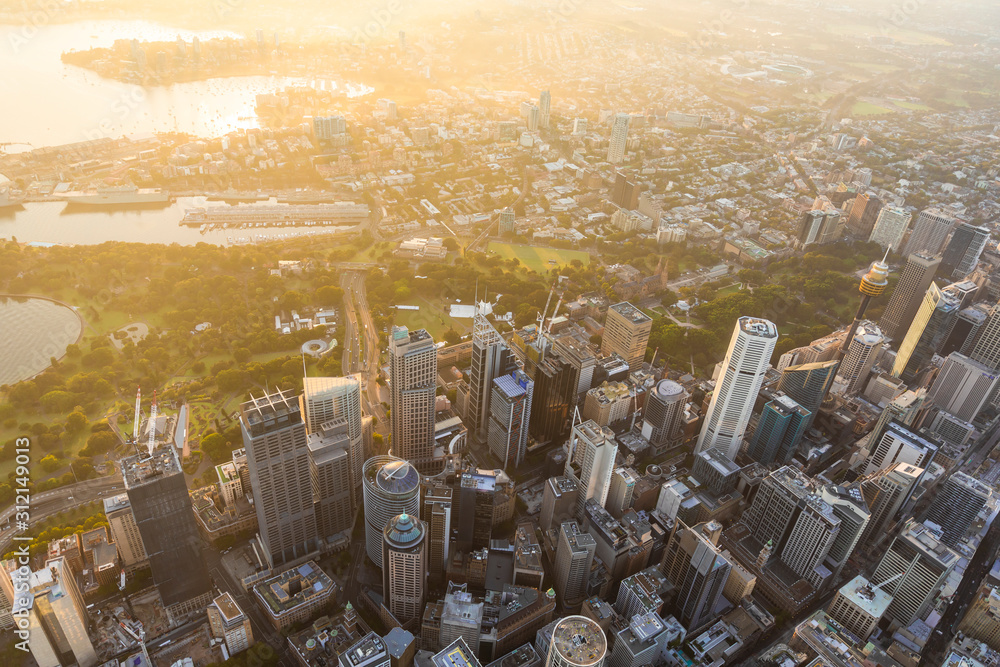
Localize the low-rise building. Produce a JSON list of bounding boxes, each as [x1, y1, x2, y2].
[[254, 561, 337, 630]]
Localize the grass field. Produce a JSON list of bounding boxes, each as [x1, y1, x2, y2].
[[851, 101, 893, 116], [486, 242, 591, 274], [394, 295, 470, 340]]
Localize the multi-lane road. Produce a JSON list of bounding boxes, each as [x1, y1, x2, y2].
[[341, 270, 388, 434]]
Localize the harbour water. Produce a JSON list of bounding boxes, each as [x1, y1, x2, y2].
[[0, 296, 83, 386], [0, 197, 361, 246], [0, 20, 372, 149]]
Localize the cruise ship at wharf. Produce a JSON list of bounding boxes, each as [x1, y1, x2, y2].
[[180, 201, 370, 230]]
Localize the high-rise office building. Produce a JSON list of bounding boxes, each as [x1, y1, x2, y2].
[[608, 113, 630, 165], [902, 207, 957, 257], [940, 223, 990, 280], [927, 352, 999, 422], [640, 379, 688, 449], [527, 105, 541, 131], [383, 513, 427, 625], [611, 173, 641, 211], [123, 444, 212, 620], [872, 520, 958, 628], [498, 208, 516, 235], [302, 376, 365, 507], [606, 467, 639, 519], [868, 205, 910, 251], [539, 90, 551, 129], [103, 493, 148, 573], [546, 616, 607, 667], [573, 118, 589, 135], [565, 420, 618, 518], [924, 471, 991, 546], [818, 485, 871, 581], [827, 576, 892, 642], [942, 303, 991, 358], [691, 449, 740, 496], [660, 520, 732, 631], [469, 312, 516, 442], [18, 557, 97, 667], [970, 302, 1000, 371], [363, 456, 421, 567], [389, 326, 438, 471], [552, 334, 598, 400], [879, 253, 941, 342], [528, 353, 576, 445], [857, 462, 923, 549], [696, 317, 778, 460], [847, 193, 884, 239], [838, 321, 884, 394], [777, 360, 838, 429], [862, 420, 938, 477], [741, 467, 842, 590], [554, 522, 597, 607], [308, 421, 355, 541], [609, 613, 671, 667], [440, 585, 484, 655], [601, 302, 652, 372], [540, 476, 579, 532], [488, 370, 534, 470], [747, 393, 811, 465], [423, 484, 452, 585], [892, 283, 959, 381], [240, 389, 319, 569]]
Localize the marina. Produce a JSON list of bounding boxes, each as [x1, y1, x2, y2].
[[179, 202, 369, 229]]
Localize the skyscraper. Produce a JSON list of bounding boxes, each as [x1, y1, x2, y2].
[[488, 370, 534, 470], [527, 105, 541, 131], [423, 483, 452, 586], [696, 317, 778, 460], [891, 283, 959, 381], [867, 205, 910, 251], [123, 444, 212, 621], [18, 557, 97, 667], [940, 222, 990, 280], [606, 467, 639, 519], [528, 353, 576, 445], [103, 493, 148, 573], [640, 379, 688, 449], [970, 302, 1000, 371], [383, 513, 427, 624], [777, 360, 838, 429], [498, 207, 516, 235], [389, 326, 438, 472], [601, 302, 652, 372], [565, 419, 618, 518], [827, 576, 892, 642], [608, 113, 630, 165], [302, 376, 365, 506], [747, 393, 811, 465], [308, 421, 355, 541], [872, 520, 958, 628], [469, 312, 516, 442], [857, 462, 923, 548], [862, 420, 938, 477], [539, 90, 551, 129], [818, 485, 871, 581], [879, 253, 941, 342], [847, 192, 884, 238], [363, 456, 421, 566], [927, 352, 999, 422], [838, 321, 884, 394], [660, 520, 732, 632], [902, 207, 957, 256], [924, 471, 991, 546], [554, 521, 597, 607], [240, 389, 319, 569]]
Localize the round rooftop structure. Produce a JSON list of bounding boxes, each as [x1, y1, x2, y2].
[[383, 512, 426, 549], [548, 616, 607, 667], [653, 379, 685, 401], [363, 456, 421, 567]]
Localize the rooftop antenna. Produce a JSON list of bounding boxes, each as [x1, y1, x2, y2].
[[146, 391, 158, 457], [132, 387, 142, 443]]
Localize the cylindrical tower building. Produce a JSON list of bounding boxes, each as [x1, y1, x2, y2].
[[641, 379, 688, 447], [382, 513, 427, 625], [363, 456, 420, 566], [546, 615, 607, 667]]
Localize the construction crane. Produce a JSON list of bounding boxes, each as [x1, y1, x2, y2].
[[132, 387, 141, 444], [146, 391, 158, 456]]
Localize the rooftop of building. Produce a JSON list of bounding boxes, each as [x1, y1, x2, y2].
[[587, 380, 632, 404], [240, 388, 302, 434], [367, 457, 421, 495], [254, 561, 335, 617], [216, 461, 240, 483], [948, 471, 992, 497], [431, 638, 483, 667], [609, 301, 652, 324], [551, 616, 607, 666], [121, 444, 182, 488], [391, 325, 433, 347], [548, 476, 579, 496], [212, 592, 244, 624], [696, 448, 741, 476], [287, 610, 363, 667], [770, 392, 810, 417], [384, 627, 415, 658], [340, 632, 388, 667], [739, 317, 778, 338], [837, 575, 893, 619], [898, 520, 958, 567], [103, 493, 131, 514], [560, 521, 597, 552], [384, 513, 425, 548], [484, 644, 539, 667], [769, 466, 839, 522], [494, 372, 531, 400]]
